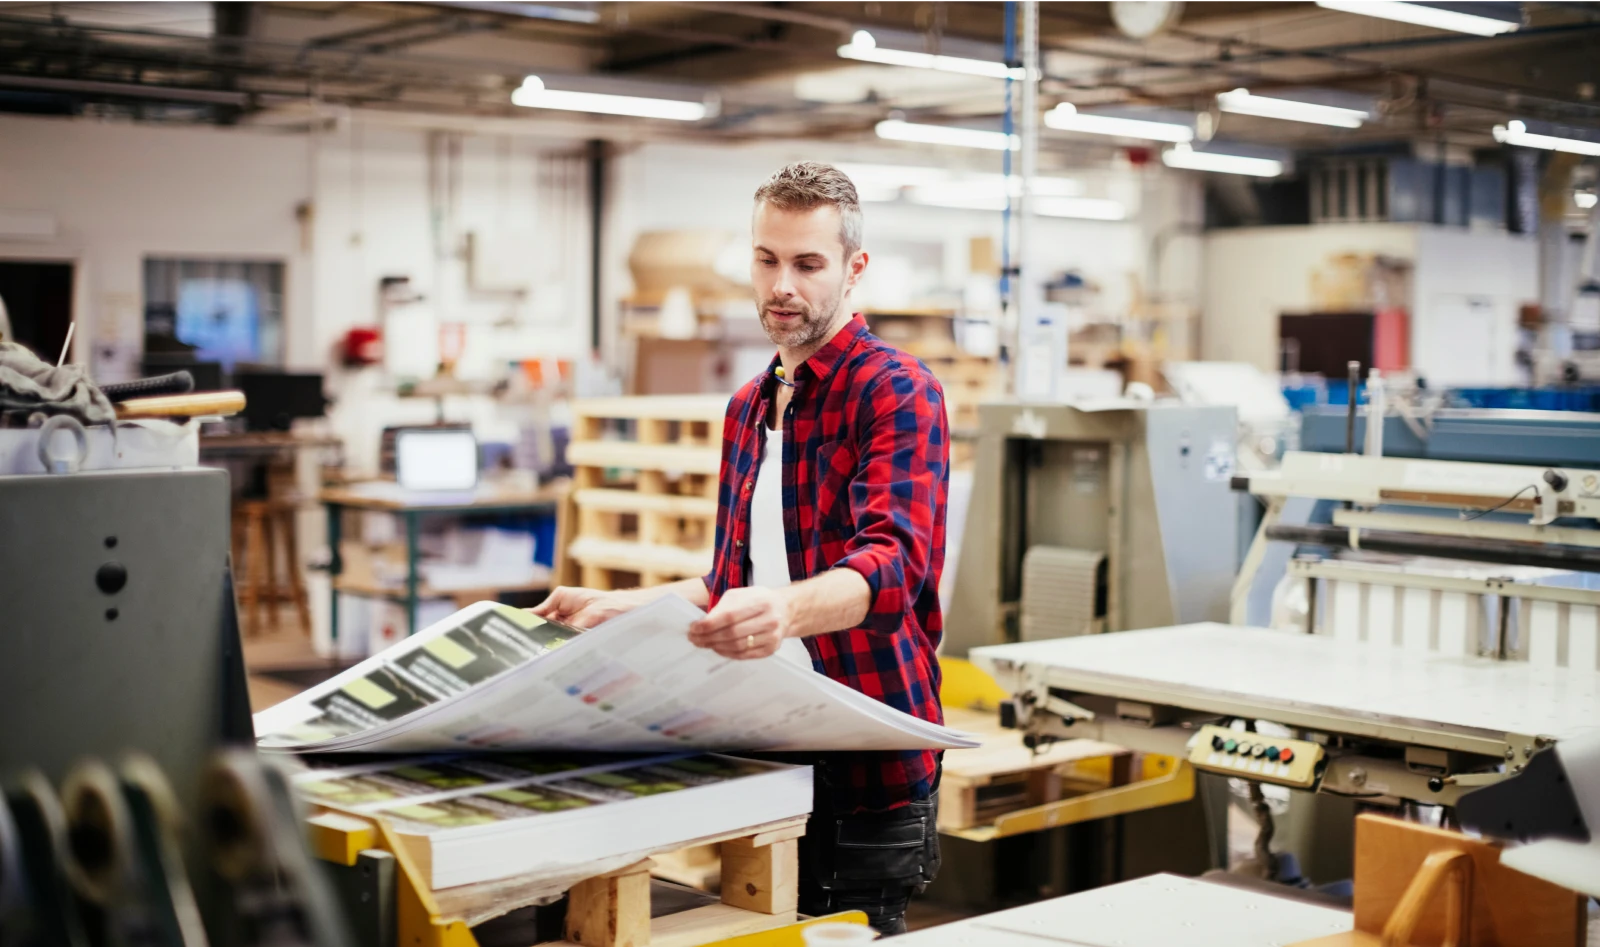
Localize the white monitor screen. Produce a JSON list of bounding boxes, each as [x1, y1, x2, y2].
[[396, 429, 479, 492]]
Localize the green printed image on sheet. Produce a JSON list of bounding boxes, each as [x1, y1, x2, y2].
[[453, 755, 589, 781], [488, 605, 580, 655], [478, 786, 597, 813], [295, 774, 416, 808], [560, 768, 690, 801], [391, 609, 579, 695], [384, 800, 501, 830], [263, 665, 438, 745], [386, 763, 493, 791]]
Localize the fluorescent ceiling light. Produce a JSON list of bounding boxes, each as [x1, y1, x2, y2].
[[1314, 1, 1519, 36], [839, 163, 1082, 197], [440, 2, 602, 24], [1161, 144, 1283, 177], [906, 187, 1124, 220], [1044, 103, 1194, 143], [839, 30, 1024, 80], [512, 76, 706, 121], [1578, 192, 1599, 210], [875, 119, 1018, 151], [1035, 197, 1127, 221], [1216, 88, 1368, 128], [1493, 120, 1600, 157]]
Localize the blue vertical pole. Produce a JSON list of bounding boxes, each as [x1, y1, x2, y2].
[[1001, 0, 1017, 313]]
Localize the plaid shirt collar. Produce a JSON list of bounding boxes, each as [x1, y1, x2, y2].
[[759, 313, 869, 393]]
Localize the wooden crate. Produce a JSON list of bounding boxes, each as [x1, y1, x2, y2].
[[936, 707, 1126, 834], [564, 396, 726, 590]]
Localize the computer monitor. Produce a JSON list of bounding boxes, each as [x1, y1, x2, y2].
[[395, 428, 479, 492], [235, 372, 327, 432]]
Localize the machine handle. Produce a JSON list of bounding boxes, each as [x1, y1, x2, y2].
[[99, 372, 195, 403]]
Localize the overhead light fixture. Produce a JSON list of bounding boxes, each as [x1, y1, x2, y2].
[[1216, 88, 1368, 128], [1044, 103, 1194, 142], [1578, 191, 1599, 210], [1161, 143, 1283, 177], [875, 119, 1019, 151], [511, 76, 707, 121], [839, 164, 1082, 197], [838, 30, 1024, 81], [1493, 120, 1600, 157], [1314, 1, 1520, 37], [906, 187, 1124, 220], [1035, 197, 1127, 221]]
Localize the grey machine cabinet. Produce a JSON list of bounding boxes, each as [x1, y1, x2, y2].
[[945, 402, 1240, 656], [0, 467, 250, 789]]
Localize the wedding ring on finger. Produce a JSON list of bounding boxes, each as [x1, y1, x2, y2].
[[746, 634, 755, 650]]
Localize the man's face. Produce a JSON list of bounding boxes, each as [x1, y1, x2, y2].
[[750, 202, 866, 350]]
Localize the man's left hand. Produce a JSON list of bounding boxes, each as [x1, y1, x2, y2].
[[688, 586, 792, 659]]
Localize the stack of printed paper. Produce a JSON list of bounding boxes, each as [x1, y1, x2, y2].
[[291, 753, 811, 889], [254, 595, 978, 754]]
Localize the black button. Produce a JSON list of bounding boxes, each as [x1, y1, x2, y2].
[[1211, 735, 1225, 751], [96, 561, 128, 595]]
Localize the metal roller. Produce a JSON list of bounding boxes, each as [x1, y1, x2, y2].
[[117, 755, 209, 947], [58, 758, 138, 909], [3, 771, 90, 947], [201, 750, 354, 947]]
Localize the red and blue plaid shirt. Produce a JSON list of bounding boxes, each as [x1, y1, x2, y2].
[[702, 314, 948, 813]]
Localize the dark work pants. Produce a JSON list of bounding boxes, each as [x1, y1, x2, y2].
[[797, 769, 941, 937]]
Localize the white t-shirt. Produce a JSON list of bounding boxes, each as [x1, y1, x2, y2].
[[749, 426, 815, 670]]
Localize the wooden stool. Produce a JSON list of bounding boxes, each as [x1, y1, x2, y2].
[[232, 499, 311, 636]]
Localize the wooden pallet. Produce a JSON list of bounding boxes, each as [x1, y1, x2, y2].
[[556, 817, 806, 947], [308, 810, 809, 947], [563, 396, 726, 590], [936, 707, 1126, 835]]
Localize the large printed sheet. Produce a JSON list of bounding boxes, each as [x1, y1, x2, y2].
[[255, 595, 977, 753]]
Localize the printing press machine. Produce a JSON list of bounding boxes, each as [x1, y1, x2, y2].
[[974, 448, 1600, 825]]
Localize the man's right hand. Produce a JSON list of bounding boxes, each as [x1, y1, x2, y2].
[[531, 586, 643, 629]]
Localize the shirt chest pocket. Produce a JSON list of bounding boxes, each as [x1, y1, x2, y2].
[[814, 439, 857, 532]]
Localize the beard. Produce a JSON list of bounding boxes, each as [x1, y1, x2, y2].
[[756, 279, 845, 349]]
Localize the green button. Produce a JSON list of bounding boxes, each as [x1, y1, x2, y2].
[[1223, 739, 1238, 754]]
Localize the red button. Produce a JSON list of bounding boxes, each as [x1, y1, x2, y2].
[[1279, 748, 1294, 763]]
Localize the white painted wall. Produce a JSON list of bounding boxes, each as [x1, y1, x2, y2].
[[1200, 223, 1417, 371], [0, 113, 599, 393], [1411, 227, 1536, 385], [0, 114, 311, 376], [1200, 222, 1537, 382]]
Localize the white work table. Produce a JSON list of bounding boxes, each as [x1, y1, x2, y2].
[[895, 874, 1352, 946], [973, 623, 1600, 754]]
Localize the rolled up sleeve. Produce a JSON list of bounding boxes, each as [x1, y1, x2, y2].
[[833, 369, 948, 636]]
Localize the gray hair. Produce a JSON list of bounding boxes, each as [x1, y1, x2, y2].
[[753, 161, 863, 260]]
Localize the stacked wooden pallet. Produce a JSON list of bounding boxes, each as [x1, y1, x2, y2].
[[308, 809, 827, 947], [564, 396, 728, 590]]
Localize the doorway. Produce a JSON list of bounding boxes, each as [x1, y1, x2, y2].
[[0, 260, 75, 362]]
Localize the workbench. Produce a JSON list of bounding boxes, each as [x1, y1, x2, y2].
[[321, 481, 563, 639], [894, 874, 1353, 946]]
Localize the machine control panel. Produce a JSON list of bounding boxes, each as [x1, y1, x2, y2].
[[1187, 725, 1324, 789]]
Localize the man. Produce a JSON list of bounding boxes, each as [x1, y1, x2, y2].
[[535, 161, 948, 935]]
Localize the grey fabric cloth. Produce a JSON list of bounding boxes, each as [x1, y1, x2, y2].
[[0, 340, 115, 423]]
